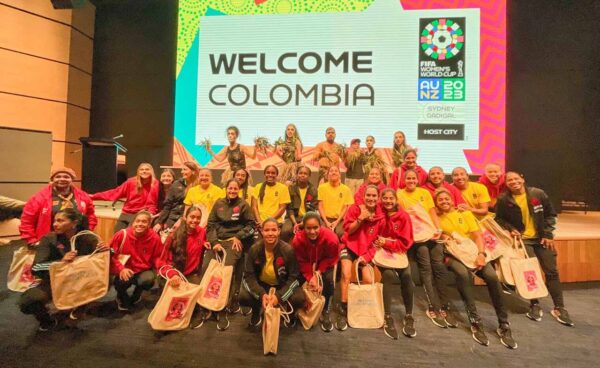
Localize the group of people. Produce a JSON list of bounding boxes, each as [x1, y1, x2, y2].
[[15, 126, 573, 352]]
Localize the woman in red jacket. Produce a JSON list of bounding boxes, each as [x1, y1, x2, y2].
[[91, 163, 159, 232], [389, 149, 428, 190], [336, 185, 384, 331], [377, 188, 416, 339], [110, 210, 162, 311], [353, 167, 388, 205], [292, 211, 340, 332], [19, 167, 97, 245], [478, 163, 506, 211]]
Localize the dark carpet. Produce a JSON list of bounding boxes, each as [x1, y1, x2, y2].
[[0, 241, 598, 368]]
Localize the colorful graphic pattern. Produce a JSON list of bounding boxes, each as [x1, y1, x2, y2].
[[174, 0, 506, 173], [420, 18, 464, 61]]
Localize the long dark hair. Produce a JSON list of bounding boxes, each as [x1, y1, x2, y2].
[[158, 168, 175, 208], [170, 206, 202, 272], [234, 168, 250, 201], [259, 165, 279, 204]]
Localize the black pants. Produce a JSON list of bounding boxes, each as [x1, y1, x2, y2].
[[19, 282, 53, 323], [445, 257, 508, 325], [113, 213, 136, 233], [239, 280, 306, 315], [200, 240, 248, 309], [380, 265, 414, 315], [524, 240, 565, 308], [280, 218, 296, 243], [299, 268, 335, 312], [412, 241, 452, 311], [113, 269, 156, 304]]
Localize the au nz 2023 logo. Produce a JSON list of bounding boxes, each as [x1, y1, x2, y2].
[[418, 17, 465, 101]]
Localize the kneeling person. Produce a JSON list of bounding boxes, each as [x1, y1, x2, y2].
[[240, 219, 305, 327], [292, 212, 340, 332]]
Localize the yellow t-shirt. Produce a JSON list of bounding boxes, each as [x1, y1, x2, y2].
[[252, 182, 291, 223], [317, 182, 354, 219], [439, 210, 480, 238], [184, 184, 225, 213], [239, 185, 254, 205], [259, 250, 278, 286], [459, 182, 491, 209], [513, 193, 537, 239], [298, 187, 308, 217], [397, 187, 435, 210]]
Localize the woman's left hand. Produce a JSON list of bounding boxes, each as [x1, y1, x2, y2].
[[476, 253, 486, 268], [231, 237, 242, 252]]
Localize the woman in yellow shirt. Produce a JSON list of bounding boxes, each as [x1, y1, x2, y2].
[[183, 169, 225, 226], [397, 170, 454, 328], [317, 166, 354, 239], [251, 165, 291, 225], [434, 188, 516, 349], [451, 167, 491, 219]]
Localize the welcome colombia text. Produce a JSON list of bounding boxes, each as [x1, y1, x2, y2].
[[207, 51, 375, 106]]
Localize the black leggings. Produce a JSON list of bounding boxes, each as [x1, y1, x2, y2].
[[379, 266, 414, 315], [19, 282, 53, 323], [239, 280, 306, 315], [412, 241, 452, 310], [524, 240, 564, 308], [445, 257, 508, 325], [113, 269, 156, 304]]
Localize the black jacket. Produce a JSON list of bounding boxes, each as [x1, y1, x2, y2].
[[287, 182, 318, 219], [155, 178, 187, 228], [31, 232, 98, 280], [495, 186, 557, 239], [242, 239, 301, 303], [206, 197, 255, 244]]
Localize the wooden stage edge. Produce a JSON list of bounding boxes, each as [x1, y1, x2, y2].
[[93, 209, 600, 283]]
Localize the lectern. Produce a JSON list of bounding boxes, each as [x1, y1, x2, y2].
[[79, 137, 127, 193]]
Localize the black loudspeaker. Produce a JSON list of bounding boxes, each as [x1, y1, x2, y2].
[[80, 137, 127, 193], [50, 0, 86, 9]]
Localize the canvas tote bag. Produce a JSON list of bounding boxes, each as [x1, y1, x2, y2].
[[478, 217, 512, 260], [116, 229, 131, 266], [148, 268, 203, 331], [7, 245, 40, 292], [444, 232, 481, 269], [348, 264, 384, 329], [373, 239, 409, 269], [262, 288, 281, 355], [496, 236, 527, 285], [509, 238, 549, 299], [49, 231, 110, 310], [405, 204, 437, 242], [197, 251, 233, 311], [298, 270, 326, 330]]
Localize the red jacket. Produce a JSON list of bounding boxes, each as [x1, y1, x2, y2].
[[380, 209, 414, 253], [390, 164, 428, 190], [109, 227, 162, 274], [91, 177, 159, 214], [156, 226, 207, 278], [478, 174, 506, 205], [353, 181, 388, 205], [422, 181, 466, 206], [19, 184, 97, 244], [292, 227, 340, 281], [341, 204, 384, 263]]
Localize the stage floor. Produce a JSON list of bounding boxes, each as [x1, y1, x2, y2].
[[1, 243, 599, 368]]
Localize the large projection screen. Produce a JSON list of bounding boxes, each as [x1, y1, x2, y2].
[[174, 0, 506, 174]]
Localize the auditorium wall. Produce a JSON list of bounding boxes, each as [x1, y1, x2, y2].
[[89, 0, 600, 210], [0, 0, 96, 186]]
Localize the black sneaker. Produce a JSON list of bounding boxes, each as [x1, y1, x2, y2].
[[38, 317, 58, 332], [426, 307, 447, 328], [131, 287, 144, 305], [284, 314, 297, 328], [497, 323, 518, 349], [320, 311, 333, 332], [217, 310, 230, 331], [471, 322, 489, 346], [402, 315, 417, 338], [441, 305, 458, 328], [335, 305, 348, 331], [240, 306, 252, 316], [192, 309, 212, 329], [383, 314, 399, 340], [116, 297, 130, 312], [249, 310, 262, 327], [526, 304, 543, 322], [227, 297, 241, 314], [551, 307, 574, 327]]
